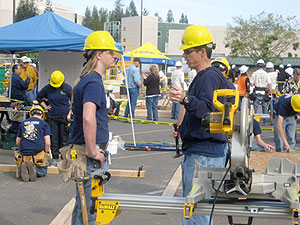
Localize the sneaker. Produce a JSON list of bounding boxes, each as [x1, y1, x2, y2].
[[21, 162, 29, 182], [26, 162, 37, 182]]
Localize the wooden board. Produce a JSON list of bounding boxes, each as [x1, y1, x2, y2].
[[49, 198, 75, 225], [162, 164, 182, 197], [0, 164, 146, 178]]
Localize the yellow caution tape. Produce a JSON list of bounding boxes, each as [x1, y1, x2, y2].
[[108, 115, 173, 126]]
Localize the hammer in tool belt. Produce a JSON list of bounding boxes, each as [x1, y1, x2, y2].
[[71, 149, 90, 225], [173, 123, 183, 158]]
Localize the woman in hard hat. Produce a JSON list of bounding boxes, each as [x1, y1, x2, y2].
[[37, 70, 72, 166], [142, 65, 161, 121], [69, 31, 119, 225]]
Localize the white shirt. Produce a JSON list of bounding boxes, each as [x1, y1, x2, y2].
[[268, 71, 278, 90], [106, 92, 115, 109], [188, 69, 197, 85], [171, 69, 184, 89], [250, 69, 271, 87]]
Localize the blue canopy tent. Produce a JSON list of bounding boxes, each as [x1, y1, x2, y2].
[[0, 12, 123, 94], [0, 12, 123, 53]]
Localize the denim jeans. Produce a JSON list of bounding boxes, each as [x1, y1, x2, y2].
[[159, 82, 166, 100], [253, 94, 268, 124], [182, 150, 226, 225], [114, 102, 120, 116], [19, 161, 48, 177], [49, 118, 69, 159], [146, 96, 159, 121], [273, 115, 296, 152], [268, 94, 277, 117], [171, 102, 181, 119], [25, 90, 34, 103], [71, 155, 109, 225], [124, 87, 139, 118]]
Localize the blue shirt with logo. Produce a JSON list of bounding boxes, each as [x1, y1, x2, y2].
[[70, 71, 109, 145], [37, 83, 72, 118], [17, 117, 51, 156], [274, 95, 296, 117]]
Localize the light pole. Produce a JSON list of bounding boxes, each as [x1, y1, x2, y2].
[[140, 0, 143, 47]]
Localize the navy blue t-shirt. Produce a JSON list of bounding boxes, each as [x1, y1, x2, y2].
[[37, 83, 72, 118], [70, 71, 109, 145], [253, 119, 261, 136], [17, 117, 51, 156], [274, 95, 296, 117], [179, 67, 235, 157]]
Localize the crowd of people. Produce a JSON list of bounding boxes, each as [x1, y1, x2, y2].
[[6, 24, 300, 225]]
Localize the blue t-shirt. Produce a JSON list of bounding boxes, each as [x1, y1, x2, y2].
[[17, 117, 51, 156], [37, 83, 72, 118], [179, 67, 235, 157], [253, 119, 261, 136], [70, 71, 109, 145], [274, 95, 296, 117]]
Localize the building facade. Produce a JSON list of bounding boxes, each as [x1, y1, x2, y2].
[[0, 0, 83, 27]]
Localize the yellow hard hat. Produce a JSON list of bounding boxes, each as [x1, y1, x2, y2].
[[50, 70, 65, 88], [211, 57, 230, 77], [180, 25, 214, 50], [29, 105, 45, 120], [291, 95, 300, 112], [84, 31, 119, 51]]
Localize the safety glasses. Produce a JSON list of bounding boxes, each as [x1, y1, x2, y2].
[[183, 48, 196, 55]]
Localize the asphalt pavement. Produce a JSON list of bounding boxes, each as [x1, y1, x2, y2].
[[0, 111, 295, 225]]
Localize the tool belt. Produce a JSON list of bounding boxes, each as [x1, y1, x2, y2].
[[57, 144, 89, 182], [14, 150, 47, 168], [254, 87, 267, 95]]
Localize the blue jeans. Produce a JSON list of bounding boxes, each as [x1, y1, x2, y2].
[[273, 115, 296, 152], [124, 87, 139, 118], [268, 94, 277, 117], [146, 96, 159, 121], [114, 102, 120, 116], [71, 156, 109, 225], [253, 94, 268, 124], [19, 161, 48, 177], [49, 118, 69, 159], [171, 102, 181, 119], [25, 90, 34, 103], [182, 150, 226, 225], [159, 82, 166, 100]]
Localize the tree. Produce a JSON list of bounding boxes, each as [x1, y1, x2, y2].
[[99, 8, 110, 30], [16, 0, 39, 22], [82, 7, 93, 29], [142, 8, 149, 16], [166, 9, 174, 23], [91, 6, 101, 30], [110, 0, 124, 22], [44, 0, 53, 13], [125, 0, 138, 17], [154, 11, 163, 22], [184, 15, 188, 24], [225, 12, 300, 62]]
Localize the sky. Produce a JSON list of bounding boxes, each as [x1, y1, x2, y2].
[[53, 0, 300, 26]]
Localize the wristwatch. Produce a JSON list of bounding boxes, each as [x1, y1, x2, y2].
[[180, 96, 190, 105]]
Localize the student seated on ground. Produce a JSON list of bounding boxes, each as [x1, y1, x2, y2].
[[15, 105, 51, 182], [252, 119, 274, 151], [106, 85, 120, 116]]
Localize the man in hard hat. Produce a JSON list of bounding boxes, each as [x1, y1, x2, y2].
[[277, 64, 290, 93], [171, 61, 185, 119], [228, 64, 238, 83], [124, 58, 142, 118], [20, 56, 38, 103], [237, 65, 250, 101], [169, 25, 234, 225], [211, 57, 235, 89], [15, 105, 51, 182], [11, 64, 30, 102], [282, 67, 300, 95], [266, 62, 279, 124], [273, 94, 300, 152], [250, 59, 272, 125], [285, 64, 294, 77]]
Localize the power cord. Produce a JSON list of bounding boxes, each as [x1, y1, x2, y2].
[[208, 157, 231, 225]]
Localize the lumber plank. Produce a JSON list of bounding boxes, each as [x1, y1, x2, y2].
[[49, 198, 75, 225], [162, 163, 182, 197], [0, 164, 146, 178]]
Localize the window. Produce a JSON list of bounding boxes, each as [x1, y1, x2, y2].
[[158, 31, 162, 37], [166, 31, 169, 37], [123, 27, 126, 31], [123, 38, 126, 42]]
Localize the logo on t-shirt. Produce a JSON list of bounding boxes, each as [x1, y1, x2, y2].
[[23, 121, 39, 140]]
